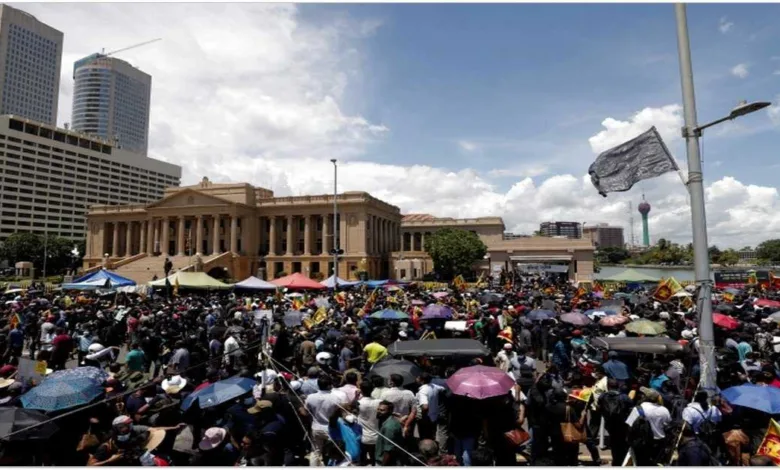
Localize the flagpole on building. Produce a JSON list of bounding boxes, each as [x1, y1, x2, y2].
[[674, 3, 716, 394]]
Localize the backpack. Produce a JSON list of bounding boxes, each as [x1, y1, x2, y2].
[[627, 405, 655, 450], [667, 395, 689, 422], [600, 391, 629, 425]]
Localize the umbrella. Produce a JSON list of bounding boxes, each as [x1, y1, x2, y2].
[[715, 304, 734, 313], [46, 366, 108, 384], [624, 319, 667, 336], [368, 359, 422, 387], [767, 312, 780, 324], [446, 365, 515, 400], [713, 313, 740, 330], [432, 292, 449, 300], [479, 293, 503, 304], [411, 300, 426, 306], [613, 293, 632, 299], [370, 309, 409, 320], [21, 377, 104, 412], [526, 309, 556, 321], [722, 384, 780, 414], [599, 315, 629, 327], [0, 408, 59, 441], [181, 377, 255, 411], [421, 304, 454, 320], [755, 299, 780, 308], [559, 312, 592, 326]]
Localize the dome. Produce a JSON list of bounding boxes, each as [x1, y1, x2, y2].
[[638, 201, 651, 215]]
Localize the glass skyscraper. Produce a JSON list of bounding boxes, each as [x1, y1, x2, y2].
[[0, 4, 63, 125], [71, 54, 151, 155]]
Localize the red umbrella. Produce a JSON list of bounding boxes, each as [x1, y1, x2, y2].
[[755, 299, 780, 309], [446, 365, 514, 400], [713, 313, 739, 330], [599, 315, 629, 327]]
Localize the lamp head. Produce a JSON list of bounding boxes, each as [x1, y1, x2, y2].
[[729, 100, 771, 119]]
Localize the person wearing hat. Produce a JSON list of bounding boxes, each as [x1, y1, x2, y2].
[[192, 427, 238, 466], [87, 416, 183, 466], [0, 379, 21, 407], [245, 399, 287, 465], [161, 375, 189, 396], [624, 386, 671, 466]]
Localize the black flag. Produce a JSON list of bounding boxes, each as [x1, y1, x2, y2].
[[588, 126, 679, 197]]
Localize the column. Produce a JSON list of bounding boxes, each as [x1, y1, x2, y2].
[[161, 217, 170, 256], [230, 215, 238, 254], [176, 217, 185, 256], [421, 232, 426, 251], [339, 213, 347, 252], [258, 217, 264, 255], [304, 215, 312, 255], [269, 216, 277, 255], [111, 222, 119, 257], [139, 221, 147, 256], [195, 216, 204, 255], [240, 216, 250, 255], [286, 215, 294, 255], [152, 219, 159, 255], [370, 216, 376, 255], [212, 215, 221, 255], [123, 222, 132, 256], [322, 214, 330, 254]]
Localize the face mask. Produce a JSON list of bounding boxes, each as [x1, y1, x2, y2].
[[344, 414, 356, 424], [117, 433, 131, 442]]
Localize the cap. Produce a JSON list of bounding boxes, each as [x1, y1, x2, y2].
[[640, 386, 661, 403], [247, 399, 274, 415], [503, 343, 513, 350]]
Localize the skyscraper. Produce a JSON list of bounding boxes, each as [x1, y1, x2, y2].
[[0, 4, 63, 124], [539, 221, 582, 239], [638, 198, 651, 247], [71, 54, 151, 155]]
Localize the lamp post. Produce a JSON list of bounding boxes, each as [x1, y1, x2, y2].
[[674, 3, 770, 394], [330, 159, 341, 291]]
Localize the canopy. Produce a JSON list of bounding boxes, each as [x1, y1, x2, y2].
[[320, 275, 361, 288], [271, 273, 325, 290], [234, 276, 278, 290], [61, 269, 135, 291], [364, 279, 410, 288], [590, 337, 683, 354], [597, 268, 660, 282], [149, 272, 231, 290], [388, 339, 491, 358]]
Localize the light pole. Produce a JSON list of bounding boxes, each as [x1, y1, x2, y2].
[[674, 2, 770, 394], [330, 159, 340, 291]]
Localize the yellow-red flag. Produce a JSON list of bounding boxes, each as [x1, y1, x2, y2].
[[653, 279, 673, 303], [757, 418, 780, 465]]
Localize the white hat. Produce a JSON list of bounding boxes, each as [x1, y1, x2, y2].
[[198, 427, 227, 451], [88, 343, 105, 353], [629, 315, 640, 321], [316, 352, 333, 365], [254, 369, 278, 386], [659, 312, 670, 320], [162, 375, 188, 394], [289, 380, 302, 392], [503, 343, 513, 350], [681, 330, 693, 340], [398, 331, 408, 338]]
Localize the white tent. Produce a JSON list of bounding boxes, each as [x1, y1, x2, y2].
[[234, 276, 278, 290], [320, 275, 361, 288]]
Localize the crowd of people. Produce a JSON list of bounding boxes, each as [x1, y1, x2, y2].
[[0, 269, 780, 466]]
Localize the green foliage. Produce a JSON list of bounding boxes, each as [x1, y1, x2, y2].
[[0, 233, 83, 276], [716, 248, 740, 266], [595, 247, 630, 264], [424, 228, 487, 280], [757, 240, 780, 264], [633, 238, 693, 265]]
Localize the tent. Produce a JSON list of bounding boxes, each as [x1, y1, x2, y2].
[[364, 279, 410, 289], [271, 273, 325, 290], [597, 268, 659, 283], [61, 269, 135, 290], [320, 275, 361, 288], [149, 271, 231, 290], [234, 276, 278, 290]]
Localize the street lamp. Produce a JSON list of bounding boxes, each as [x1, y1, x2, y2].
[[675, 3, 770, 395], [330, 159, 342, 291]]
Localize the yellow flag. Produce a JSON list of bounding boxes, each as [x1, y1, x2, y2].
[[667, 277, 684, 294], [757, 419, 780, 465], [653, 279, 673, 302], [312, 306, 328, 325]]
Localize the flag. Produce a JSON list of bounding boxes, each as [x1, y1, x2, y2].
[[757, 418, 780, 465], [748, 272, 759, 285], [453, 275, 466, 292], [680, 295, 694, 310], [312, 306, 328, 325], [335, 291, 347, 307], [9, 312, 20, 329], [653, 279, 674, 302], [723, 292, 735, 303], [667, 277, 684, 295], [588, 126, 679, 197], [497, 326, 513, 343], [173, 277, 180, 297], [292, 298, 304, 311]]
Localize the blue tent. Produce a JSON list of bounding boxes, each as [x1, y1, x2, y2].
[[320, 275, 361, 288], [364, 279, 411, 289], [62, 269, 135, 291]]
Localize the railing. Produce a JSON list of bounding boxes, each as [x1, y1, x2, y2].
[[112, 253, 148, 269]]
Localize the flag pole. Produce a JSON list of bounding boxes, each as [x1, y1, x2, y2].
[[674, 3, 716, 394]]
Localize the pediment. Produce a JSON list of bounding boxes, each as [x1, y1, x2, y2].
[[146, 188, 235, 209]]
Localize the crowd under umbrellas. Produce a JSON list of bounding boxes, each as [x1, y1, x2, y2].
[[4, 269, 780, 465]]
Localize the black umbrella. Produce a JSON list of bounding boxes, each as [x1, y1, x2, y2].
[[0, 408, 59, 442], [368, 359, 422, 387], [716, 304, 734, 313], [479, 293, 503, 305]]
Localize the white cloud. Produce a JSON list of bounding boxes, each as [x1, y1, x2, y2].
[[719, 16, 734, 34], [588, 104, 683, 154], [457, 140, 478, 152], [773, 70, 780, 76], [768, 97, 780, 125], [731, 63, 750, 78]]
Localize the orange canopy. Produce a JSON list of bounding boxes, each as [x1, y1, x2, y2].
[[271, 272, 326, 290]]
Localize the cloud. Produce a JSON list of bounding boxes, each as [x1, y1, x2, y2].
[[731, 63, 750, 78], [719, 16, 734, 33], [768, 98, 780, 125], [774, 70, 780, 76], [457, 140, 478, 152], [588, 104, 683, 154]]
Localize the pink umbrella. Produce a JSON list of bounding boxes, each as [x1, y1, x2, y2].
[[755, 299, 780, 309], [599, 315, 629, 327], [560, 312, 592, 326], [432, 292, 449, 299], [446, 365, 514, 400]]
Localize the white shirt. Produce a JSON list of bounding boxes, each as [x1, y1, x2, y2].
[[337, 384, 359, 404], [380, 387, 416, 416], [625, 402, 671, 440], [416, 383, 444, 423], [306, 389, 348, 432], [682, 403, 722, 434], [357, 397, 382, 445]]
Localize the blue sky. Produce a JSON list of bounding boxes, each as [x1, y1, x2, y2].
[[19, 3, 780, 248]]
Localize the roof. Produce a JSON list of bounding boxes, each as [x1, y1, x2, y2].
[[63, 269, 136, 290], [234, 276, 278, 290], [149, 272, 230, 289], [270, 272, 326, 290], [402, 214, 437, 222]]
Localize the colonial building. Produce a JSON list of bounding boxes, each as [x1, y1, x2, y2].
[[83, 178, 402, 283], [83, 179, 595, 284]]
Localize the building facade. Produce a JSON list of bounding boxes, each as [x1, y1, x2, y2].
[[583, 224, 625, 249], [0, 115, 181, 241], [71, 54, 151, 155], [0, 4, 62, 124], [83, 178, 403, 283], [539, 221, 581, 239]]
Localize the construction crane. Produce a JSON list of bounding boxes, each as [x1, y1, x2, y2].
[[100, 38, 162, 57]]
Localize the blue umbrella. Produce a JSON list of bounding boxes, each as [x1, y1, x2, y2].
[[526, 309, 556, 321], [181, 377, 255, 411], [21, 377, 104, 412], [421, 304, 453, 320], [46, 366, 108, 384], [370, 309, 409, 320], [722, 384, 780, 414]]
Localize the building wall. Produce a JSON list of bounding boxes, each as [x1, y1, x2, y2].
[[540, 221, 582, 239], [0, 4, 62, 124], [0, 115, 181, 241], [583, 225, 625, 249]]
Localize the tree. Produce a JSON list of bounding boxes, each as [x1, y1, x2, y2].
[[717, 248, 740, 266], [0, 232, 81, 277], [708, 245, 722, 263], [596, 247, 630, 264], [424, 228, 487, 280], [757, 239, 780, 264]]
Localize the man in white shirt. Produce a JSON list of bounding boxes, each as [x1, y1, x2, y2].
[[415, 372, 444, 440], [336, 370, 360, 405], [682, 391, 722, 435], [304, 376, 347, 466], [380, 374, 417, 437], [357, 380, 382, 465], [495, 343, 517, 373], [625, 387, 671, 466]]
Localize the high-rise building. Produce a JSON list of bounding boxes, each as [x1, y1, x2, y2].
[[0, 4, 63, 124], [0, 115, 180, 242], [583, 224, 625, 249], [539, 221, 581, 239], [71, 54, 151, 155]]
